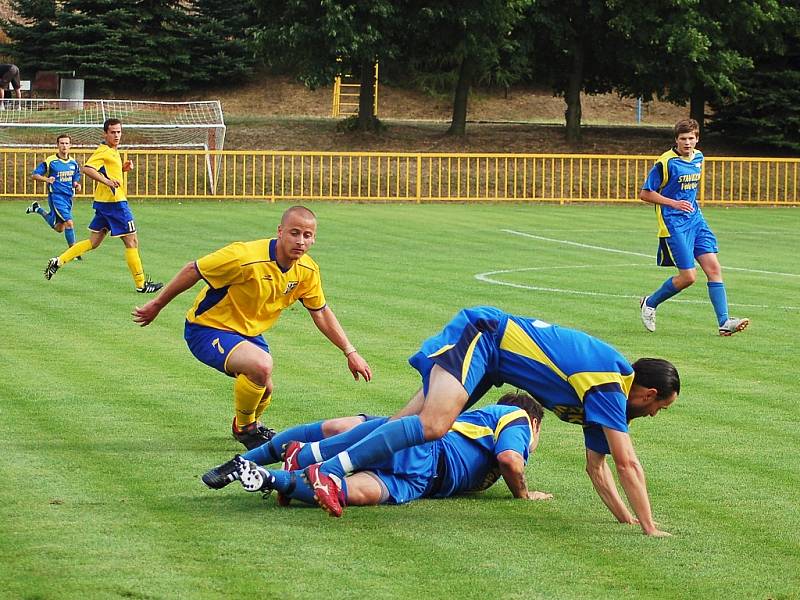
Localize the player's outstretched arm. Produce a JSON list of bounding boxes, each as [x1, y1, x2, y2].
[[585, 447, 636, 524], [132, 262, 201, 327], [603, 428, 671, 537], [497, 450, 552, 500], [309, 306, 372, 382]]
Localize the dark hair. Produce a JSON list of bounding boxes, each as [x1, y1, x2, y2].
[[497, 391, 544, 424], [674, 118, 699, 138], [632, 358, 681, 399], [56, 133, 71, 143], [103, 118, 122, 132]]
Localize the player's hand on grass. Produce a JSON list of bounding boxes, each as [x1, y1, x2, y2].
[[347, 352, 372, 382], [526, 491, 553, 500], [132, 301, 160, 327]]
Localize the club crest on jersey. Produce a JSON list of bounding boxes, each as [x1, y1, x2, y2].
[[283, 281, 298, 294]]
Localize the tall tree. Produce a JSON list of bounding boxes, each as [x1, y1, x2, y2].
[[253, 0, 401, 131], [188, 0, 258, 85], [129, 0, 192, 93]]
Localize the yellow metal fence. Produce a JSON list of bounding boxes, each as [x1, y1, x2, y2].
[[2, 149, 798, 204]]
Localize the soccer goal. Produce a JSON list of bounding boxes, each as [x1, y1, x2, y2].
[[0, 98, 226, 192]]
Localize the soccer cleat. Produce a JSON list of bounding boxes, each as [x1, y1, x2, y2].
[[277, 441, 304, 507], [136, 278, 164, 294], [44, 257, 60, 280], [238, 459, 275, 493], [25, 201, 40, 214], [202, 455, 246, 489], [719, 317, 750, 336], [304, 463, 345, 518], [232, 419, 277, 450], [640, 296, 656, 332]]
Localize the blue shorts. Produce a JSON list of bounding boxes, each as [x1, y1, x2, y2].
[[88, 201, 136, 237], [184, 321, 270, 376], [368, 442, 440, 505], [658, 219, 718, 270], [48, 194, 73, 223], [407, 309, 501, 410]]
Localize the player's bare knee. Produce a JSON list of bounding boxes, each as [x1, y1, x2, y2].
[[322, 416, 364, 437], [247, 360, 272, 387], [420, 417, 451, 440]]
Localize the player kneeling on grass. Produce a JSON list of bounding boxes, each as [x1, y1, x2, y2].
[[202, 392, 553, 509], [235, 306, 677, 535]]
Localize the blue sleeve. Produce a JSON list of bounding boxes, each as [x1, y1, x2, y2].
[[32, 161, 47, 177], [494, 421, 531, 462], [73, 160, 82, 183], [641, 162, 663, 192]]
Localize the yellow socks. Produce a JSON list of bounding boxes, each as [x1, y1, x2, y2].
[[254, 391, 273, 422], [58, 239, 93, 265], [124, 247, 145, 288], [234, 374, 266, 430]]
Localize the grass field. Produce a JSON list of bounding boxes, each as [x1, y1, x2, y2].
[[1, 200, 798, 600]]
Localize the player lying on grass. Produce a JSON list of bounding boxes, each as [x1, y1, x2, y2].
[[202, 392, 553, 507], [255, 306, 678, 535]]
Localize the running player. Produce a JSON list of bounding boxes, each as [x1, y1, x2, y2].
[[43, 118, 163, 293], [131, 205, 372, 449], [639, 118, 749, 336], [26, 134, 82, 254]]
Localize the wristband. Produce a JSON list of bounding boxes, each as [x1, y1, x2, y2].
[[343, 345, 357, 356]]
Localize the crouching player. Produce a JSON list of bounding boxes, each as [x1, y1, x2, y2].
[[202, 392, 552, 508]]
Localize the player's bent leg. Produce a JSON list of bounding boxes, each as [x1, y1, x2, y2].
[[227, 343, 274, 449], [417, 365, 470, 440], [342, 472, 385, 506]]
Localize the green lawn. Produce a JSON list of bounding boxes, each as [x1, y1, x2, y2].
[[1, 200, 798, 600]]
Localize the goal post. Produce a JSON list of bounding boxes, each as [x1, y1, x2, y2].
[[0, 98, 226, 192]]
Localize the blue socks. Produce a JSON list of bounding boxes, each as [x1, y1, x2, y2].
[[64, 227, 76, 246], [707, 281, 729, 326], [647, 277, 680, 308], [321, 415, 425, 479], [296, 417, 388, 468], [242, 419, 327, 465]]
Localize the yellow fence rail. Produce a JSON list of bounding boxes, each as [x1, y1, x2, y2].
[[2, 148, 798, 205]]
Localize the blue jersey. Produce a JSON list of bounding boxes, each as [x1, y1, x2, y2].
[[435, 403, 532, 497], [642, 148, 704, 236], [409, 306, 633, 454], [32, 154, 81, 200], [370, 403, 533, 504]]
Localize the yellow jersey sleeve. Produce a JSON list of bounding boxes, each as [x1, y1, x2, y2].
[[297, 260, 326, 310], [195, 242, 250, 289]]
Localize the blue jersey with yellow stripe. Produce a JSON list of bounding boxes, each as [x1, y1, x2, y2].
[[435, 403, 532, 496], [409, 306, 633, 454], [32, 154, 81, 200], [642, 148, 704, 236]]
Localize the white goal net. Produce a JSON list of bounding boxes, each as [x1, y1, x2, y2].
[[0, 98, 226, 191]]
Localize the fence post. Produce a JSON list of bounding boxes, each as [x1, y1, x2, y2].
[[416, 154, 422, 203]]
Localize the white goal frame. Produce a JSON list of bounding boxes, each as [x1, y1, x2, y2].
[[0, 98, 226, 192]]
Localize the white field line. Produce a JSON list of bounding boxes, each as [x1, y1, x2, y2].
[[501, 229, 800, 278]]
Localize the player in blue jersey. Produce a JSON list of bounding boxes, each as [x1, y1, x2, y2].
[[639, 118, 749, 337], [281, 306, 678, 535], [26, 134, 83, 254], [201, 392, 554, 508]]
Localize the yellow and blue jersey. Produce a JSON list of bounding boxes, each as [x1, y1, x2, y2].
[[436, 403, 532, 496], [642, 148, 704, 236], [186, 238, 326, 337], [410, 306, 633, 454], [84, 144, 126, 202], [32, 155, 81, 200]]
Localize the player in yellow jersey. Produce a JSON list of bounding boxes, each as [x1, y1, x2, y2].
[[131, 205, 372, 449], [43, 118, 163, 293]]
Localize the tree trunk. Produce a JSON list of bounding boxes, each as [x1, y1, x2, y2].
[[447, 55, 474, 136], [690, 86, 706, 134], [564, 41, 585, 144], [356, 60, 377, 131]]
